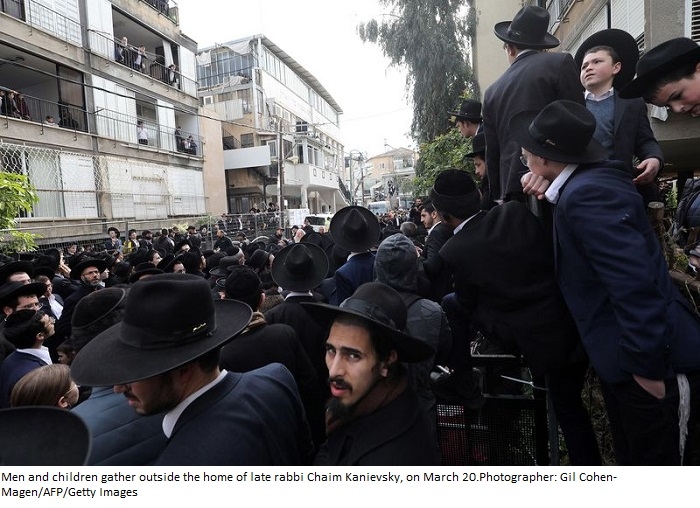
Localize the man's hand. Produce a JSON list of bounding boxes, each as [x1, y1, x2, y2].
[[520, 172, 550, 200], [633, 158, 661, 185], [633, 374, 665, 399]]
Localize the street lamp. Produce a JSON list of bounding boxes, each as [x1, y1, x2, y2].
[[347, 149, 365, 206]]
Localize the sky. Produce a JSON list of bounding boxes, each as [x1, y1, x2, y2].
[[176, 0, 414, 158]]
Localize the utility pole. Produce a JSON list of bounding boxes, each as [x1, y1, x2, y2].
[[277, 127, 286, 231]]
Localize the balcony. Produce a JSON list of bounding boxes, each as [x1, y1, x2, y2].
[[88, 30, 198, 97], [1, 87, 202, 157]]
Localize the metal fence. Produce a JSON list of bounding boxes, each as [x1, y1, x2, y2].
[[6, 212, 283, 253], [0, 140, 206, 223]]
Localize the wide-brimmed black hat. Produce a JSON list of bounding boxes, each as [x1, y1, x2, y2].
[[494, 5, 559, 49], [70, 273, 252, 386], [209, 255, 241, 278], [0, 281, 46, 306], [465, 130, 485, 158], [619, 37, 700, 99], [509, 100, 607, 164], [575, 28, 640, 90], [33, 266, 56, 280], [69, 256, 107, 280], [301, 282, 434, 362], [300, 231, 324, 247], [0, 260, 35, 283], [329, 206, 381, 252], [271, 243, 329, 291], [128, 262, 164, 284], [448, 98, 482, 122], [0, 407, 90, 465]]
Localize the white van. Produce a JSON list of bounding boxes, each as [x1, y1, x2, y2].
[[304, 214, 333, 232]]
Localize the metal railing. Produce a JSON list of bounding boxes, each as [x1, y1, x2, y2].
[[93, 108, 202, 156], [1, 0, 82, 46], [141, 0, 179, 25], [87, 30, 198, 97], [0, 88, 202, 156], [1, 88, 87, 132]]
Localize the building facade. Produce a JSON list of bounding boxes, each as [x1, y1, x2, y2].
[[0, 0, 208, 244], [196, 35, 350, 216]]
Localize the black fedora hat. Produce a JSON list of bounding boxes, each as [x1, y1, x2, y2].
[[301, 282, 434, 362], [271, 243, 329, 291], [209, 255, 241, 278], [0, 260, 35, 283], [329, 206, 381, 252], [300, 231, 324, 247], [619, 37, 700, 99], [465, 130, 486, 158], [128, 262, 164, 284], [0, 281, 46, 306], [69, 256, 107, 280], [574, 28, 640, 90], [33, 265, 56, 280], [0, 407, 90, 465], [158, 253, 176, 272], [509, 100, 607, 164], [448, 98, 482, 122], [494, 5, 559, 49], [70, 273, 252, 386]]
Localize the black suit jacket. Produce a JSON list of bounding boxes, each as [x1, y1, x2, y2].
[[600, 92, 664, 203], [483, 50, 584, 201], [264, 295, 329, 386], [439, 202, 583, 377], [420, 222, 453, 302], [219, 321, 326, 451]]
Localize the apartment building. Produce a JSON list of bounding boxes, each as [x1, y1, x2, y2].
[[0, 0, 210, 243], [196, 35, 349, 215], [363, 147, 416, 209]]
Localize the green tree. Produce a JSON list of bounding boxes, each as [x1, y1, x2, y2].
[[0, 171, 39, 253], [412, 129, 476, 197], [358, 0, 477, 145]]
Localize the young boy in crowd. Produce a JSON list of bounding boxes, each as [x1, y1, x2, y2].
[[575, 29, 664, 204]]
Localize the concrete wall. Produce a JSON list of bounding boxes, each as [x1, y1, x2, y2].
[[472, 0, 523, 97], [199, 112, 228, 215]]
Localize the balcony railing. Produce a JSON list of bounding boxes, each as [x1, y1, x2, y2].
[[87, 30, 198, 96], [141, 0, 179, 25], [0, 88, 202, 157], [1, 0, 82, 46]]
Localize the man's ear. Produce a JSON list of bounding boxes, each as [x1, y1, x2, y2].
[[612, 61, 622, 76], [57, 395, 70, 409], [379, 350, 398, 378]]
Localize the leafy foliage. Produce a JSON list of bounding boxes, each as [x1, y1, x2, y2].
[[358, 0, 477, 145], [412, 129, 476, 197], [0, 171, 40, 253]]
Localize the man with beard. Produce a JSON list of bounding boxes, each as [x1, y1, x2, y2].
[[0, 309, 56, 407], [71, 274, 313, 465], [53, 256, 107, 355], [302, 282, 440, 465]]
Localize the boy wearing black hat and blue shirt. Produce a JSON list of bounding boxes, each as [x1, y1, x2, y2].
[[575, 29, 664, 205], [515, 99, 700, 465]]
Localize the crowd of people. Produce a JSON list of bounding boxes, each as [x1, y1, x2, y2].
[[4, 5, 700, 467]]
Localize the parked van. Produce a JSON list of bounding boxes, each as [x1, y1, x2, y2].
[[304, 213, 333, 232]]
